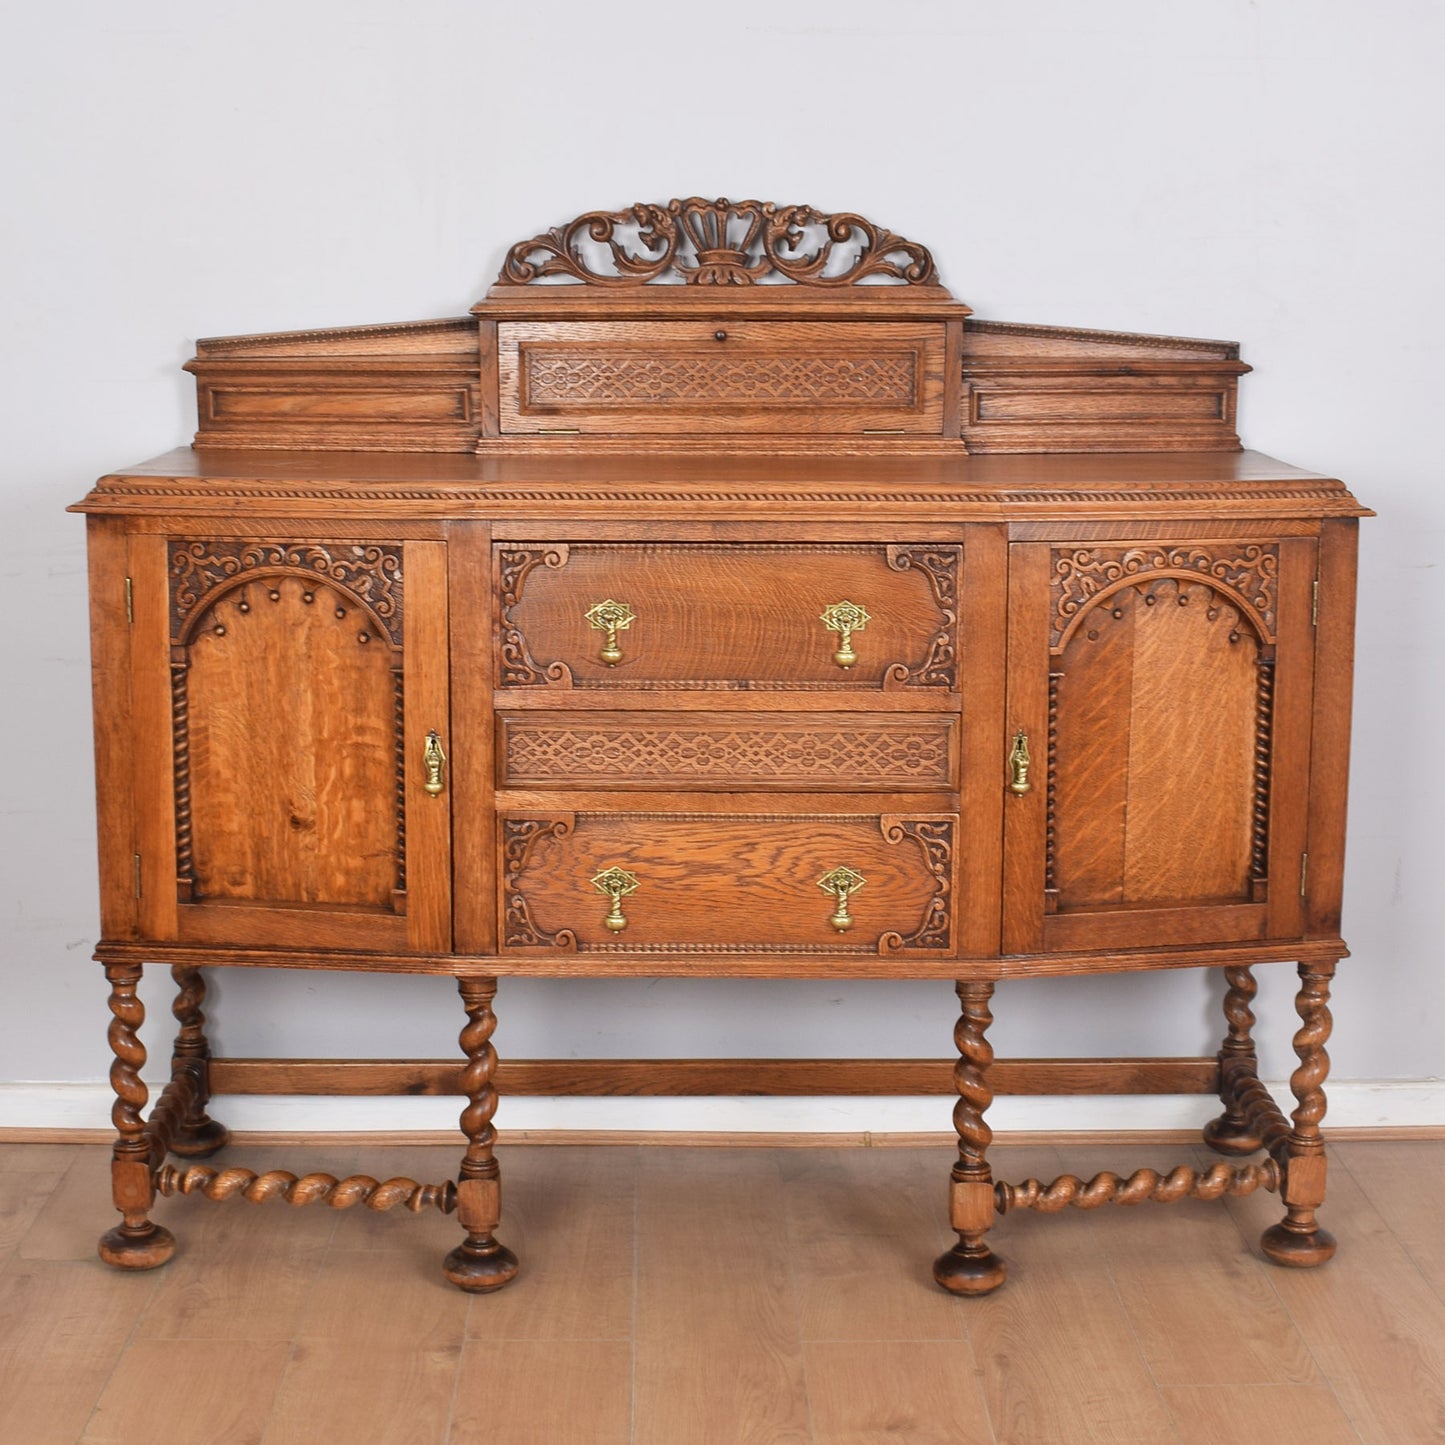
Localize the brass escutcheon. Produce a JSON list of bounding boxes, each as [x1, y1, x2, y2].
[[1007, 729, 1032, 796], [585, 599, 635, 666], [591, 865, 640, 932], [820, 600, 871, 669], [817, 865, 866, 933], [422, 730, 447, 796]]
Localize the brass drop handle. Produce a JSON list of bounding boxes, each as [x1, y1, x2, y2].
[[818, 865, 866, 933], [591, 866, 639, 932], [585, 599, 635, 667], [1007, 729, 1032, 796], [422, 730, 447, 796], [820, 601, 871, 670]]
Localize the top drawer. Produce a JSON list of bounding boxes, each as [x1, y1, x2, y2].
[[496, 321, 947, 437], [496, 542, 960, 691]]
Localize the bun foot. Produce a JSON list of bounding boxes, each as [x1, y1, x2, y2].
[[1203, 1114, 1265, 1157], [168, 1118, 232, 1159], [99, 1222, 175, 1270], [933, 1241, 1007, 1296], [443, 1237, 519, 1293], [1261, 1220, 1337, 1268]]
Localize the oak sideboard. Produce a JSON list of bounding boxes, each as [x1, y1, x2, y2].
[[74, 198, 1368, 1295]]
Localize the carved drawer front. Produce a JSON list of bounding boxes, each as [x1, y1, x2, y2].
[[497, 321, 946, 436], [498, 712, 957, 790], [500, 811, 956, 955], [497, 543, 959, 690]]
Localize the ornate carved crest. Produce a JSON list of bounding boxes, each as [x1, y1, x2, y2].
[[1050, 544, 1279, 651], [497, 197, 936, 288]]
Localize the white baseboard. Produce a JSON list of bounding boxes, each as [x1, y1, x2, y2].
[[2, 1079, 1442, 1136]]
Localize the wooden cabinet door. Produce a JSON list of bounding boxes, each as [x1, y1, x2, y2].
[[129, 534, 451, 953], [1002, 534, 1317, 956]]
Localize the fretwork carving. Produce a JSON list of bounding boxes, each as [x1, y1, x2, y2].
[[169, 540, 403, 646], [881, 817, 954, 951], [497, 197, 937, 288], [501, 818, 577, 949], [524, 351, 917, 406], [496, 546, 572, 687], [502, 720, 955, 787], [886, 546, 959, 689], [1050, 543, 1279, 650]]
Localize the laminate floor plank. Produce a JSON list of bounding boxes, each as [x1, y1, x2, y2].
[[967, 1144, 1179, 1444], [131, 1146, 352, 1343], [449, 1338, 633, 1445], [0, 1256, 159, 1445], [261, 1339, 461, 1445], [1064, 1143, 1319, 1387], [462, 1145, 637, 1342], [80, 1337, 293, 1445], [0, 1167, 66, 1259], [1225, 1145, 1445, 1442], [1335, 1139, 1445, 1297], [4, 1138, 1445, 1445], [1161, 1383, 1362, 1445], [633, 1148, 811, 1445], [780, 1147, 967, 1343], [804, 1340, 996, 1445]]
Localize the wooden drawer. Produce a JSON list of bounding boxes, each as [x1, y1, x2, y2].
[[497, 712, 958, 790], [497, 321, 946, 436], [496, 542, 960, 690], [499, 810, 957, 956]]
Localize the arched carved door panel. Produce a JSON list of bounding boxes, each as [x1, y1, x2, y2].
[[127, 534, 452, 953], [1002, 536, 1318, 956]]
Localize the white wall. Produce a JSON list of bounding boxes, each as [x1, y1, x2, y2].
[[2, 0, 1440, 1130]]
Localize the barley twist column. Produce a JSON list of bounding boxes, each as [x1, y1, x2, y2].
[[442, 976, 519, 1292], [933, 979, 1006, 1295], [98, 962, 176, 1269], [166, 965, 232, 1158], [1203, 965, 1267, 1156], [1262, 959, 1339, 1267]]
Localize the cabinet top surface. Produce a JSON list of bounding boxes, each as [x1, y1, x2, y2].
[[75, 447, 1367, 520]]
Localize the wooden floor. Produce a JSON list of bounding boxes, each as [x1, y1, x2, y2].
[[2, 1139, 1444, 1443]]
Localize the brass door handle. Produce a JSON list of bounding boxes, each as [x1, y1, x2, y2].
[[591, 866, 639, 932], [423, 731, 447, 796], [817, 865, 866, 932], [820, 601, 871, 670], [585, 599, 635, 667], [1007, 729, 1032, 796]]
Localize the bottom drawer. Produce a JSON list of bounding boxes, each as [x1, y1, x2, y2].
[[499, 810, 956, 956]]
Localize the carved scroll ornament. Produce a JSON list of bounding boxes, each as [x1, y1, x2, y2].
[[498, 197, 937, 288]]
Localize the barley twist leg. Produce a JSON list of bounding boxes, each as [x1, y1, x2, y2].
[[98, 962, 175, 1269], [443, 976, 519, 1292], [933, 979, 1006, 1295], [1204, 965, 1267, 1156], [166, 965, 231, 1158], [1262, 959, 1338, 1267]]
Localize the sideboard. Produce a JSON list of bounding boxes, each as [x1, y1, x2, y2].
[[73, 198, 1367, 1294]]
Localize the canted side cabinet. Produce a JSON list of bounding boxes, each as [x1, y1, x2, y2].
[[75, 197, 1368, 1296]]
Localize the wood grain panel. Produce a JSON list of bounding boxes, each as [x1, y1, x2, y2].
[[500, 810, 955, 954], [497, 711, 957, 790], [1052, 595, 1133, 907], [497, 541, 959, 691], [1122, 578, 1258, 903], [185, 577, 398, 908], [206, 1055, 1222, 1097]]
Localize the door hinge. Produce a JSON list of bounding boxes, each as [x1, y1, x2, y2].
[[133, 852, 143, 900], [1299, 852, 1309, 898], [125, 577, 134, 625], [1311, 578, 1319, 627]]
